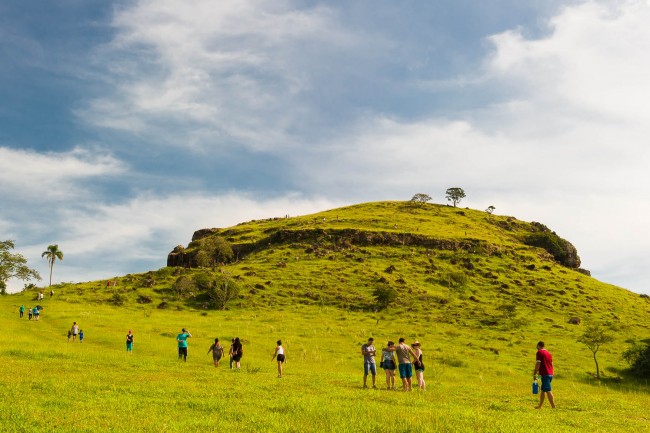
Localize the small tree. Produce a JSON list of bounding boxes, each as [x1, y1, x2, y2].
[[445, 187, 466, 207], [201, 236, 234, 268], [578, 323, 615, 380], [173, 275, 194, 299], [486, 205, 495, 214], [0, 240, 41, 293], [373, 285, 397, 310], [206, 275, 240, 310], [410, 193, 432, 206]]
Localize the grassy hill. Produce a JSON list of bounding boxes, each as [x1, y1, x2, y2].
[[2, 201, 650, 432]]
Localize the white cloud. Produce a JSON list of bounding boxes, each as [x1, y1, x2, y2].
[[81, 0, 357, 152], [0, 146, 126, 200]]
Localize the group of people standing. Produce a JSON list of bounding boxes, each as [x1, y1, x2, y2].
[[67, 322, 83, 342], [362, 337, 425, 391], [19, 305, 41, 321]]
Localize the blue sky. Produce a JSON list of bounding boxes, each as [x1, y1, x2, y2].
[[2, 0, 650, 294]]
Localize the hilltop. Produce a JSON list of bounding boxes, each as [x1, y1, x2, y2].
[[38, 201, 650, 329]]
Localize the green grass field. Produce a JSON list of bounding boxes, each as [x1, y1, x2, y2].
[[3, 201, 650, 432], [2, 292, 649, 433]]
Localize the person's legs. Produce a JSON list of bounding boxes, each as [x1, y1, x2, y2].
[[405, 364, 413, 391], [546, 391, 556, 408], [416, 371, 425, 389], [370, 363, 377, 387], [363, 362, 369, 387], [229, 356, 233, 369], [277, 361, 283, 377], [385, 369, 391, 389], [536, 392, 546, 409]]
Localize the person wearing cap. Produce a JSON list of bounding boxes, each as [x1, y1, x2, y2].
[[411, 341, 426, 390], [126, 330, 134, 353], [361, 337, 377, 388], [386, 337, 417, 391], [177, 328, 192, 361]]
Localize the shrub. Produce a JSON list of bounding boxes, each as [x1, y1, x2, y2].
[[623, 341, 650, 378], [372, 285, 397, 310]]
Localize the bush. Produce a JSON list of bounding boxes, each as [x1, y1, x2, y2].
[[205, 276, 240, 310], [373, 286, 397, 310], [623, 341, 650, 378]]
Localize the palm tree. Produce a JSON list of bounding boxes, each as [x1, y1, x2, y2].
[[42, 244, 64, 287]]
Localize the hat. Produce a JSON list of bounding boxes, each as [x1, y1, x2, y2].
[[182, 328, 187, 332], [412, 341, 421, 346]]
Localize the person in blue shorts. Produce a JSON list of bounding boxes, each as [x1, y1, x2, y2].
[[386, 337, 417, 391], [533, 341, 555, 409], [361, 337, 377, 388]]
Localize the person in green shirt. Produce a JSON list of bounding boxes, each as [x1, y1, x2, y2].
[[19, 305, 25, 318], [177, 328, 192, 361]]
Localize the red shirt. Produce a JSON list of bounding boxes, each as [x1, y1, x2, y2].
[[536, 349, 553, 376]]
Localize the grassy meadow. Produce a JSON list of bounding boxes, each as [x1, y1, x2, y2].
[[2, 201, 650, 432], [2, 292, 649, 433]]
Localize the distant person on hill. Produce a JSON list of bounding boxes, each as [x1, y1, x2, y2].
[[33, 307, 40, 321], [38, 292, 44, 301], [232, 337, 243, 369], [228, 338, 235, 369], [381, 341, 397, 390], [361, 337, 377, 389], [79, 329, 84, 343], [50, 289, 54, 297], [272, 340, 286, 378], [71, 322, 80, 341], [533, 341, 555, 409], [126, 330, 134, 353], [412, 341, 425, 390], [207, 338, 224, 367], [68, 330, 72, 342], [19, 305, 25, 318], [177, 328, 192, 361], [28, 308, 33, 320], [386, 337, 417, 391]]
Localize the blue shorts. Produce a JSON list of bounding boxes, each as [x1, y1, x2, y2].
[[541, 375, 553, 392], [364, 362, 377, 375], [398, 363, 413, 379]]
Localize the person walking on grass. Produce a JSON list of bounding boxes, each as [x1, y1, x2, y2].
[[126, 330, 134, 353], [71, 322, 79, 341], [19, 305, 25, 318], [272, 340, 286, 378], [228, 338, 235, 369], [177, 328, 192, 362], [207, 338, 225, 367], [33, 307, 39, 321], [386, 337, 417, 391], [412, 341, 426, 390], [381, 341, 397, 390], [232, 337, 243, 369], [79, 329, 84, 343], [533, 341, 555, 409], [361, 337, 377, 388]]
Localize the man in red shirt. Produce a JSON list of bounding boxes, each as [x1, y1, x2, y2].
[[533, 341, 556, 409]]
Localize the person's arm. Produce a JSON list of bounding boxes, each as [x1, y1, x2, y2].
[[186, 332, 192, 338], [207, 344, 213, 355], [272, 346, 278, 360], [361, 345, 367, 356], [533, 359, 541, 378]]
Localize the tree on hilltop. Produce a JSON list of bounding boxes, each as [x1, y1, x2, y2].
[[42, 244, 64, 287], [0, 240, 41, 294], [410, 193, 432, 206], [445, 187, 466, 207]]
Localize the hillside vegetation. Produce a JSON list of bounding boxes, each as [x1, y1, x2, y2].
[[2, 201, 650, 432]]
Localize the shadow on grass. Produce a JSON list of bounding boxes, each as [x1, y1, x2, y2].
[[576, 368, 650, 394]]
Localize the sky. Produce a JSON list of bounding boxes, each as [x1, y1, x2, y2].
[[2, 0, 650, 294]]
